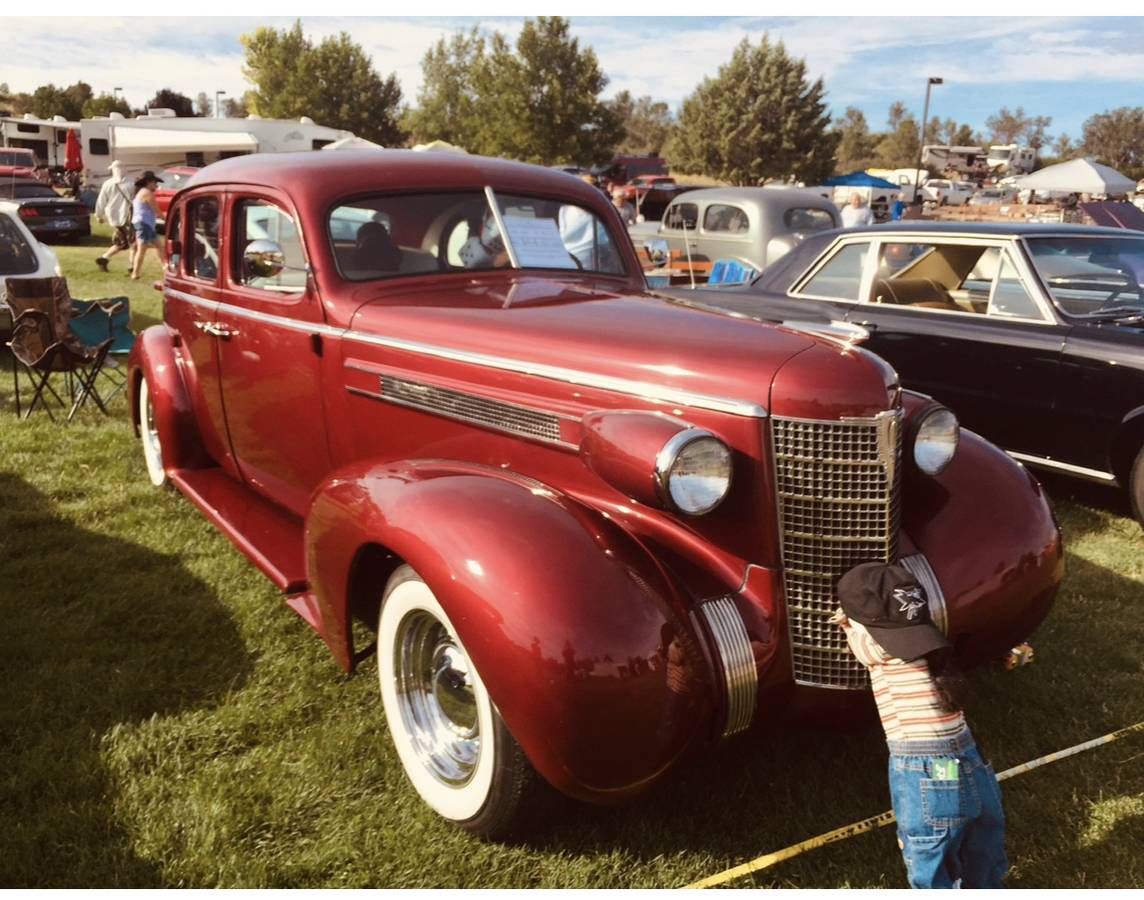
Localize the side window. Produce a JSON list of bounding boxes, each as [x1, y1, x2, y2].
[[188, 197, 220, 282], [165, 208, 181, 274], [703, 204, 748, 233], [664, 202, 698, 231], [988, 254, 1041, 319], [233, 199, 307, 293], [799, 242, 870, 301]]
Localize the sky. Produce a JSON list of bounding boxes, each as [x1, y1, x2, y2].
[[3, 15, 1144, 144]]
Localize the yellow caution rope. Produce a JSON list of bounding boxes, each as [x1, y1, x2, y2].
[[684, 719, 1144, 889]]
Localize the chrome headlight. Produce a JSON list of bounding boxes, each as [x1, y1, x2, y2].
[[655, 430, 733, 515], [914, 406, 959, 475]]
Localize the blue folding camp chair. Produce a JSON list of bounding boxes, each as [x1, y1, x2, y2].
[[707, 259, 757, 286], [68, 297, 135, 402]]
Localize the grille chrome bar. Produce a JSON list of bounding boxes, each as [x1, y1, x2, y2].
[[771, 410, 903, 690], [699, 596, 757, 736]]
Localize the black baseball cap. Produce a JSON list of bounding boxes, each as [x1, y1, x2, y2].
[[836, 562, 951, 663]]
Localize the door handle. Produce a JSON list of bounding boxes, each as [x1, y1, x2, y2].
[[193, 320, 237, 339]]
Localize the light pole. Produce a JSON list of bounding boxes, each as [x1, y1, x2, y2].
[[113, 86, 123, 110], [215, 90, 226, 119], [913, 76, 943, 203]]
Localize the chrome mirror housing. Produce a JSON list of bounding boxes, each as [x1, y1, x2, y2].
[[244, 240, 286, 279], [643, 238, 670, 267]]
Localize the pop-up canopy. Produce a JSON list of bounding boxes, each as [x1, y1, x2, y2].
[[824, 171, 900, 190], [1016, 158, 1136, 195]]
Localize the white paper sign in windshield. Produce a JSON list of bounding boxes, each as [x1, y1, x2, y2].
[[502, 215, 578, 269]]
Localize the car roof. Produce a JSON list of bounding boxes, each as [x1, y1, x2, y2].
[[665, 186, 836, 208], [831, 221, 1139, 239]]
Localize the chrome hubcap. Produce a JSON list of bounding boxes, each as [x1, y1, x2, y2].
[[394, 610, 480, 786]]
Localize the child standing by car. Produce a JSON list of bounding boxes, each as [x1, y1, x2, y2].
[[832, 562, 1008, 889]]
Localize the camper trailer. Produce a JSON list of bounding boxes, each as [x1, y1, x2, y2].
[[920, 145, 986, 177], [0, 114, 80, 169], [80, 110, 353, 184], [986, 144, 1037, 176]]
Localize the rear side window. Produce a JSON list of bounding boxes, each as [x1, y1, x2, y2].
[[784, 207, 836, 232], [187, 197, 220, 282], [703, 204, 748, 233], [664, 202, 698, 230], [0, 215, 38, 276], [798, 242, 870, 301]]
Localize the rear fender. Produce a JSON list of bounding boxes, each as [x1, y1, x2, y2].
[[305, 460, 718, 803], [128, 324, 211, 471]]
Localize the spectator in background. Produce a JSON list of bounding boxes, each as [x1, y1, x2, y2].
[[610, 187, 637, 225], [93, 160, 135, 272], [890, 192, 908, 221], [841, 192, 875, 228], [130, 171, 164, 281]]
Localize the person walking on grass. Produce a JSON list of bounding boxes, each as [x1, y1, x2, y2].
[[832, 562, 1008, 889], [130, 171, 164, 281], [93, 160, 135, 272]]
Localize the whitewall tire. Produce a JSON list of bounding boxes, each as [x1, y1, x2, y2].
[[138, 377, 167, 488], [377, 565, 532, 837]]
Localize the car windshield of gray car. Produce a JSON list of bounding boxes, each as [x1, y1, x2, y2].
[[1027, 237, 1144, 318], [329, 190, 626, 281]]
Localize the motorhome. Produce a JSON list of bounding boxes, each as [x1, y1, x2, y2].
[[0, 114, 80, 169], [986, 144, 1037, 176], [80, 109, 353, 184], [920, 145, 986, 177]]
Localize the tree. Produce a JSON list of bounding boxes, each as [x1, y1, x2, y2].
[[985, 106, 1051, 149], [1053, 133, 1077, 158], [668, 35, 836, 185], [833, 106, 877, 173], [143, 89, 195, 117], [82, 93, 132, 118], [874, 102, 920, 168], [1081, 107, 1144, 177], [463, 17, 622, 165], [195, 92, 213, 117], [608, 90, 674, 156], [223, 96, 249, 118], [27, 81, 92, 120], [241, 20, 406, 146], [403, 27, 485, 147]]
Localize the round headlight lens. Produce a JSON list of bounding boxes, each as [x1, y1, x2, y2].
[[914, 407, 959, 475], [658, 432, 733, 515]]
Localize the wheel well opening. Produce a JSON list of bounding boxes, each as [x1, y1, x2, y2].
[[1110, 416, 1144, 486], [346, 543, 404, 669]]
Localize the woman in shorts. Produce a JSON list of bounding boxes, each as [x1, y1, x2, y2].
[[130, 171, 164, 280]]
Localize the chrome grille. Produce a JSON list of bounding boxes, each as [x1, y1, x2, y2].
[[771, 411, 903, 690], [379, 375, 562, 443]]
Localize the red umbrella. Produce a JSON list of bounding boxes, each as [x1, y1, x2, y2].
[[64, 129, 83, 172]]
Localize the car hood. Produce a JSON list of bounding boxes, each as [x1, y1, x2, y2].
[[346, 275, 898, 417]]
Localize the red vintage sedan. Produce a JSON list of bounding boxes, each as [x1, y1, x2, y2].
[[129, 151, 1062, 837]]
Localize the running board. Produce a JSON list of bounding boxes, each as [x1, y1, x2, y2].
[[168, 467, 308, 594]]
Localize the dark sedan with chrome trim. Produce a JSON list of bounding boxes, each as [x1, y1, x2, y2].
[[661, 222, 1144, 526], [0, 178, 91, 242]]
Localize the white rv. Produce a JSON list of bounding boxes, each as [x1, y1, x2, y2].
[[920, 145, 986, 176], [80, 109, 354, 184], [0, 114, 81, 168], [986, 145, 1037, 176]]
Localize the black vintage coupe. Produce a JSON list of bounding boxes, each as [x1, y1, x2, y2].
[[663, 222, 1144, 526]]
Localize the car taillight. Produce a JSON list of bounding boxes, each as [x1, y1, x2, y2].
[[18, 207, 38, 218]]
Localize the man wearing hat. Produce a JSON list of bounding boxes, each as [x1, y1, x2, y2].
[[833, 562, 1008, 889], [130, 171, 164, 281], [93, 161, 135, 272]]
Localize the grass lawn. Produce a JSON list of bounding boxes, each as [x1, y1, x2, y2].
[[1, 224, 1142, 888]]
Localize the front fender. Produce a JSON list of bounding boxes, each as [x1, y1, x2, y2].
[[305, 460, 718, 803], [902, 430, 1063, 660], [128, 324, 210, 471]]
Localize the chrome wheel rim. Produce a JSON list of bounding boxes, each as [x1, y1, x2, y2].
[[394, 609, 480, 787]]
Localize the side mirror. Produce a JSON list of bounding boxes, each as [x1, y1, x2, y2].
[[643, 238, 670, 266], [244, 240, 285, 279]]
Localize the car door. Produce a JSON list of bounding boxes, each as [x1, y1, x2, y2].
[[163, 191, 240, 480], [851, 238, 1067, 455], [213, 191, 331, 517]]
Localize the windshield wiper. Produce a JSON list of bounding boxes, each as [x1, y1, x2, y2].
[[1083, 306, 1144, 321]]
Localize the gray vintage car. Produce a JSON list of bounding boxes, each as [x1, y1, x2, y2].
[[628, 186, 840, 281]]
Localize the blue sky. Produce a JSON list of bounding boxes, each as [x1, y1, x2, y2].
[[3, 16, 1143, 144]]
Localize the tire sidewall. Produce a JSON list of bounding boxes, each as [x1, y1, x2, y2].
[[138, 376, 168, 488], [1130, 446, 1144, 529], [377, 567, 498, 823]]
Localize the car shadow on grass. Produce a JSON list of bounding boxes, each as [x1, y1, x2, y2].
[[0, 472, 251, 887]]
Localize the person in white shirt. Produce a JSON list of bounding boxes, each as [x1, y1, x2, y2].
[[93, 161, 135, 272], [840, 192, 876, 228]]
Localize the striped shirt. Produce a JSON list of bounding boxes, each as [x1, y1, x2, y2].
[[833, 612, 966, 742]]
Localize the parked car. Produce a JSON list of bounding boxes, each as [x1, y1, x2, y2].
[[662, 222, 1144, 525], [154, 165, 200, 224], [130, 152, 1061, 837], [0, 147, 39, 180], [621, 175, 698, 222], [594, 154, 668, 192], [629, 187, 841, 279], [0, 177, 91, 242], [922, 179, 976, 206], [968, 187, 1018, 206], [0, 200, 62, 332]]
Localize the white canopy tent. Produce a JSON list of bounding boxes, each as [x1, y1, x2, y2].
[[1015, 158, 1136, 195], [320, 136, 385, 151]]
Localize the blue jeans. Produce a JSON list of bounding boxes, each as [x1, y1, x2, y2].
[[887, 727, 1009, 889]]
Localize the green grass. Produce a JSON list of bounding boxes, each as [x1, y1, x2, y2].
[[1, 224, 1142, 888]]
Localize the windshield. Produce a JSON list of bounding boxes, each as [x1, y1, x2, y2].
[[329, 189, 626, 281], [0, 150, 35, 167], [1026, 237, 1144, 317]]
